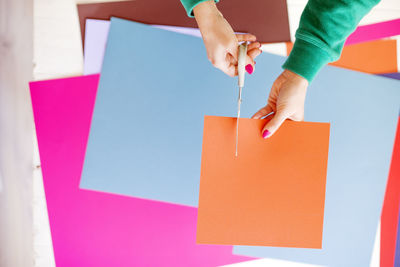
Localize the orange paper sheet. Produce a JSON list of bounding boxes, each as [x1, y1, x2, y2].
[[197, 116, 330, 248], [286, 39, 398, 74]]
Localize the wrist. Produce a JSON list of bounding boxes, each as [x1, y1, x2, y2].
[[194, 0, 221, 28], [282, 69, 309, 87]]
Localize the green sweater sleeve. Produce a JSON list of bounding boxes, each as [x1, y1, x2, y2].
[[283, 0, 380, 81], [180, 0, 220, 17]]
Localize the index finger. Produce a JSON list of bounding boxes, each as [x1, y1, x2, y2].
[[236, 33, 257, 42]]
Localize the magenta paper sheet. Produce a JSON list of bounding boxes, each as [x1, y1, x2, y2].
[[346, 18, 400, 45], [30, 74, 252, 267]]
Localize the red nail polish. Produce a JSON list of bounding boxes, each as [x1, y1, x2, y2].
[[245, 64, 253, 74], [262, 130, 270, 139]]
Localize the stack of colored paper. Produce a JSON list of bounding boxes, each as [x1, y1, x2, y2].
[[30, 2, 400, 266]]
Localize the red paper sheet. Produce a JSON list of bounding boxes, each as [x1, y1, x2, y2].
[[381, 116, 400, 267]]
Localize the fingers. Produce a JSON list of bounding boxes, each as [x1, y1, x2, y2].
[[227, 44, 261, 76], [214, 34, 261, 77], [225, 64, 238, 77], [236, 33, 257, 42], [243, 41, 261, 74], [222, 53, 238, 77], [261, 111, 287, 139], [228, 44, 239, 63], [223, 40, 241, 76], [245, 57, 254, 74], [209, 45, 234, 75], [251, 105, 273, 119], [213, 53, 238, 77], [248, 47, 262, 62], [247, 41, 261, 51]]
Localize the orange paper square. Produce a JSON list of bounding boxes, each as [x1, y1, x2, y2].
[[197, 116, 330, 248]]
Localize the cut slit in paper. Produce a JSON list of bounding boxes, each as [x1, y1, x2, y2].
[[197, 116, 329, 248], [81, 18, 400, 266], [29, 74, 254, 267]]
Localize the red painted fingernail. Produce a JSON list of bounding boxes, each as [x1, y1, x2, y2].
[[245, 64, 253, 74], [262, 130, 270, 139]]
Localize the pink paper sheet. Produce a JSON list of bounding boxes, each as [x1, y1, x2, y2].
[[346, 18, 400, 45], [30, 74, 253, 267]]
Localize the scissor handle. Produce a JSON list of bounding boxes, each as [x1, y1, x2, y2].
[[238, 43, 248, 88]]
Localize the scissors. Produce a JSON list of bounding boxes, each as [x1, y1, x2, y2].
[[235, 43, 248, 157]]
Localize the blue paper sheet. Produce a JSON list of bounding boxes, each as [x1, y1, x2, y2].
[[81, 18, 400, 265]]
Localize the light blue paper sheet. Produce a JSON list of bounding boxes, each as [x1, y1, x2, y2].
[[81, 18, 400, 266]]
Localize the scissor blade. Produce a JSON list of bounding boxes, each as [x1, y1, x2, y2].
[[235, 87, 242, 157]]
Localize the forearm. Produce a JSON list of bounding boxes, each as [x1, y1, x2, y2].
[[283, 0, 380, 81]]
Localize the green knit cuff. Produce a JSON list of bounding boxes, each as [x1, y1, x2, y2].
[[181, 0, 220, 18], [283, 38, 332, 82]]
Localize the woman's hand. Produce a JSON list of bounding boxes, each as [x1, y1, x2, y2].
[[252, 70, 308, 138], [193, 0, 262, 77]]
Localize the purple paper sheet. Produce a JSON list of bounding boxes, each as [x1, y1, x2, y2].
[[379, 73, 400, 80]]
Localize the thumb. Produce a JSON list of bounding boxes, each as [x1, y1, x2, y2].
[[227, 44, 238, 64], [261, 112, 287, 139]]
